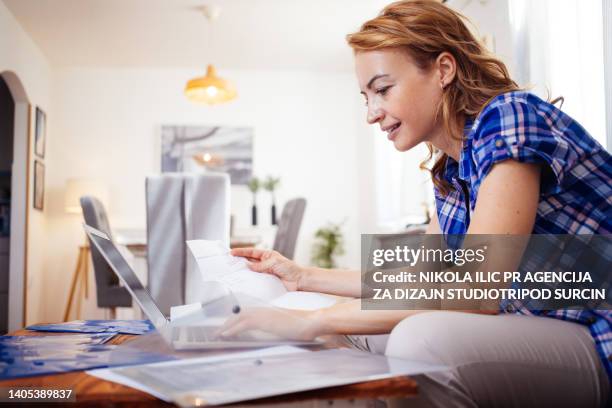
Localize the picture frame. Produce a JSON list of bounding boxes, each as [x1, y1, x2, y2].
[[35, 107, 46, 158], [33, 160, 45, 211], [161, 125, 254, 185]]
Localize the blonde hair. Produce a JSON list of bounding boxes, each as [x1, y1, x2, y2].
[[346, 0, 519, 195]]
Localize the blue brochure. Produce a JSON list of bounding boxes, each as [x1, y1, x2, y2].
[[0, 333, 115, 346], [0, 333, 172, 380], [27, 320, 154, 335]]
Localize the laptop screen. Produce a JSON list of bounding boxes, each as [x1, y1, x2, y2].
[[84, 225, 167, 327]]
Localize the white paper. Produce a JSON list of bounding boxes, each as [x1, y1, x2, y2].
[[186, 240, 340, 310], [88, 345, 309, 402], [88, 348, 448, 406], [186, 240, 287, 301]]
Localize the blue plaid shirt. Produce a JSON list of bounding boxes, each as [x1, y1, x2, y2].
[[434, 91, 612, 379]]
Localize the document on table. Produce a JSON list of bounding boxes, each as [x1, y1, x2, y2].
[[88, 346, 308, 402], [186, 240, 336, 310], [88, 347, 448, 407]]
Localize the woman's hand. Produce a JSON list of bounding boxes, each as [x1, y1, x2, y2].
[[219, 307, 323, 341], [231, 248, 304, 291]]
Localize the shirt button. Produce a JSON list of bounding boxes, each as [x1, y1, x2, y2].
[[495, 139, 504, 148], [586, 316, 597, 325], [505, 303, 516, 313]]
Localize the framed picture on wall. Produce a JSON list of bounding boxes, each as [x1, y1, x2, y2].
[[33, 160, 45, 211], [35, 107, 46, 158], [160, 125, 254, 185]]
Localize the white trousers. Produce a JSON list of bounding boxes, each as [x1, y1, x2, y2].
[[351, 312, 609, 407]]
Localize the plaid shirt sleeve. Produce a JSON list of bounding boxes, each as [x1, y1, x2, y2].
[[470, 97, 584, 196]]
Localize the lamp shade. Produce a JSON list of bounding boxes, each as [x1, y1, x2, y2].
[[64, 179, 109, 214], [184, 64, 237, 105]]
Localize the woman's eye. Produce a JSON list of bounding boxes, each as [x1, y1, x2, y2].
[[376, 86, 391, 95]]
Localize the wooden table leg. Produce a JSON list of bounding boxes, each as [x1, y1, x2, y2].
[[63, 249, 85, 322], [83, 247, 89, 299]]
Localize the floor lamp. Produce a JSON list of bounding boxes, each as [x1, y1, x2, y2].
[[62, 179, 108, 322]]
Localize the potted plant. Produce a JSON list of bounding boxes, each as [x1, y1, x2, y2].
[[311, 222, 345, 268], [247, 177, 260, 226], [262, 176, 281, 225]]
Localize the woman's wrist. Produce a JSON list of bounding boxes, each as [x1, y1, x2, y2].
[[304, 308, 330, 339], [296, 265, 315, 292]]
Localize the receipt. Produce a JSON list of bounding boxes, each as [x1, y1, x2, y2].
[[186, 240, 287, 301]]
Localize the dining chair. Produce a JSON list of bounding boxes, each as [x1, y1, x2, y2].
[[80, 196, 132, 317], [272, 198, 306, 260], [146, 173, 230, 315]]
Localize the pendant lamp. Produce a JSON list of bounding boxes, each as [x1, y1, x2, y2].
[[185, 5, 237, 105]]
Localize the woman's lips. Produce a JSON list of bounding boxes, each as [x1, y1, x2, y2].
[[387, 123, 401, 140]]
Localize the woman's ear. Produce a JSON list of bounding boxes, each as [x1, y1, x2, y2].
[[436, 52, 457, 89]]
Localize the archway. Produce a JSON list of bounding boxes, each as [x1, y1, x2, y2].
[[0, 71, 29, 332]]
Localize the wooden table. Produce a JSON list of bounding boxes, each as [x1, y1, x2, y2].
[[0, 328, 418, 407], [119, 236, 263, 258]]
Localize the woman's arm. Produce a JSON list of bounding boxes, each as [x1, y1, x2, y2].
[[223, 161, 541, 340], [230, 248, 362, 297], [233, 204, 442, 297], [467, 160, 540, 234], [299, 267, 361, 297], [297, 210, 444, 296], [305, 160, 542, 336], [426, 209, 441, 234]]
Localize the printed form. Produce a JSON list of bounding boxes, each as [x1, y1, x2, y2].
[[186, 240, 336, 310]]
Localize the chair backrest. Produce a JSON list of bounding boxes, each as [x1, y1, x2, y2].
[[80, 196, 112, 238], [145, 174, 186, 316], [183, 174, 230, 305], [80, 196, 132, 308], [272, 198, 306, 260], [146, 173, 230, 315]]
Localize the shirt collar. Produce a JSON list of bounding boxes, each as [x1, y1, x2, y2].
[[444, 118, 474, 182]]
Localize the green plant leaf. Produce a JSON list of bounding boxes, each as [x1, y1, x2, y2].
[[263, 176, 281, 192], [247, 177, 260, 193], [310, 221, 345, 269]]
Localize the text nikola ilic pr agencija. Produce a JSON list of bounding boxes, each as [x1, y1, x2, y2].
[[367, 246, 602, 302], [368, 271, 601, 302]]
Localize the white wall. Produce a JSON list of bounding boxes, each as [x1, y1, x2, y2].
[[520, 0, 606, 147], [453, 0, 515, 76], [0, 0, 52, 328], [44, 66, 371, 322]]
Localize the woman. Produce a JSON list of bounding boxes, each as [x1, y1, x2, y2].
[[222, 1, 611, 406]]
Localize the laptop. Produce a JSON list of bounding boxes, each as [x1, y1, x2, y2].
[[84, 224, 320, 350]]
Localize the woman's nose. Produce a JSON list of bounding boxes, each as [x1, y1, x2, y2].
[[367, 106, 384, 125]]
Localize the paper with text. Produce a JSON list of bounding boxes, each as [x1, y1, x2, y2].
[[186, 240, 339, 309], [89, 348, 447, 406], [186, 240, 287, 301]]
